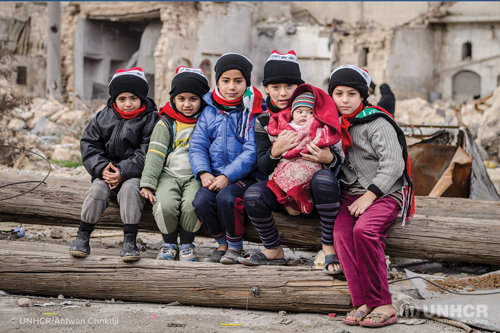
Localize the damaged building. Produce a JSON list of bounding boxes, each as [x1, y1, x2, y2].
[[1, 1, 500, 106]]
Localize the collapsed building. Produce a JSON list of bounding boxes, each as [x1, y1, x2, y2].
[[0, 1, 499, 107]]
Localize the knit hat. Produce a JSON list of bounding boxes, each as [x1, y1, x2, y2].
[[169, 66, 210, 99], [215, 53, 253, 87], [328, 65, 371, 99], [109, 67, 149, 104], [263, 50, 304, 86], [291, 92, 314, 116]]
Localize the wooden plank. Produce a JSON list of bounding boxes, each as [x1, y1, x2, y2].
[[1, 173, 500, 264], [0, 240, 352, 313]]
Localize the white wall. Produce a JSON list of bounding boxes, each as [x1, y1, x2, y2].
[[435, 22, 500, 100]]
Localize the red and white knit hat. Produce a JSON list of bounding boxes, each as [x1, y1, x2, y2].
[[109, 67, 149, 103]]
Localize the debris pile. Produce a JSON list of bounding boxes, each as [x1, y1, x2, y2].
[[0, 79, 97, 172]]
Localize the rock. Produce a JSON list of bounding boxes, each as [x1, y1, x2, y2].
[[56, 110, 87, 127], [478, 87, 500, 158], [27, 97, 66, 129], [50, 227, 64, 239], [31, 116, 64, 136], [51, 144, 81, 162], [61, 136, 79, 145], [18, 298, 32, 307], [58, 294, 65, 299], [7, 118, 26, 131], [279, 310, 286, 316]]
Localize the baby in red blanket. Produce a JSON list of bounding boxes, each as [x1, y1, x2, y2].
[[267, 84, 341, 215]]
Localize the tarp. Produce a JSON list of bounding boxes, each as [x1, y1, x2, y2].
[[405, 269, 500, 331]]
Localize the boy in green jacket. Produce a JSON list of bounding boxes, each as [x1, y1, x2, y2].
[[140, 66, 210, 261]]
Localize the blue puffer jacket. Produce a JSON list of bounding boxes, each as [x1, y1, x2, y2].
[[189, 92, 266, 184]]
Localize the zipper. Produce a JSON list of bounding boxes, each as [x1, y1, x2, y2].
[[114, 119, 124, 160], [222, 113, 229, 166]]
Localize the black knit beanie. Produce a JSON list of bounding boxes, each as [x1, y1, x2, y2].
[[262, 50, 304, 86], [328, 65, 371, 99], [169, 66, 210, 99], [109, 67, 149, 104], [215, 53, 253, 87]]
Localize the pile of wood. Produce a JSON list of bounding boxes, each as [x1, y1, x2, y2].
[[1, 173, 499, 265]]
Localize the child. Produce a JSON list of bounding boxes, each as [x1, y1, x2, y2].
[[241, 52, 343, 272], [266, 88, 341, 216], [189, 53, 266, 264], [139, 66, 210, 262], [70, 67, 158, 262], [328, 65, 414, 327]]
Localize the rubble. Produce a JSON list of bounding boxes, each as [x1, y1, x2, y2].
[[478, 86, 500, 159]]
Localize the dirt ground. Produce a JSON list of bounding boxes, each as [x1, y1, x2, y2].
[[1, 221, 498, 333]]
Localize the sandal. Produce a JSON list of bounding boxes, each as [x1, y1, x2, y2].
[[323, 254, 342, 275], [342, 309, 367, 326], [359, 313, 398, 327], [238, 251, 287, 266]]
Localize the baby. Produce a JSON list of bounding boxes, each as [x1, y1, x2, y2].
[[267, 86, 341, 215]]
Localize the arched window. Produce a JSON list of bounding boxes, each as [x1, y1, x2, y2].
[[200, 59, 212, 85], [452, 70, 480, 102], [462, 42, 472, 60]]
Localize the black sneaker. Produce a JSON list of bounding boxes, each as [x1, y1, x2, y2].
[[220, 249, 242, 264], [120, 233, 141, 262], [69, 231, 91, 258], [204, 249, 226, 263]]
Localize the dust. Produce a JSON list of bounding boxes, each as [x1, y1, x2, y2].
[[425, 274, 500, 293]]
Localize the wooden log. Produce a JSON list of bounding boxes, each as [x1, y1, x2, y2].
[[1, 173, 500, 264], [0, 240, 352, 313]]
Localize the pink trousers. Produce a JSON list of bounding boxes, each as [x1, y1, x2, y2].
[[333, 194, 399, 308]]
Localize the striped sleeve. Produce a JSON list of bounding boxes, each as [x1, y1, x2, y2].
[[139, 120, 171, 190]]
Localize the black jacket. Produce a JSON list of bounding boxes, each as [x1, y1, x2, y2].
[[81, 97, 158, 182]]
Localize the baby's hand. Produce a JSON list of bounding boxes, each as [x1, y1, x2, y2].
[[348, 191, 377, 217], [140, 188, 157, 205], [200, 172, 216, 188]]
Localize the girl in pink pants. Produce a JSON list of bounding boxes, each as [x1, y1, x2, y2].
[[327, 65, 414, 328]]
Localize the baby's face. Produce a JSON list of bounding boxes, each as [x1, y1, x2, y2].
[[292, 106, 313, 126]]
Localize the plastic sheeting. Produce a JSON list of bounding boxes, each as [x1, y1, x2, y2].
[[406, 269, 500, 331]]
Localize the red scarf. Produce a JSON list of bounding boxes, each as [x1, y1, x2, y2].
[[158, 102, 200, 124], [113, 103, 146, 119], [212, 88, 243, 107], [340, 102, 364, 153]]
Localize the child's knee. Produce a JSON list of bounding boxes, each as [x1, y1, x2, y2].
[[87, 180, 110, 200]]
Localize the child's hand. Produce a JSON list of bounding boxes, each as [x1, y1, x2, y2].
[[271, 130, 299, 158], [301, 142, 334, 164], [348, 191, 378, 217], [200, 172, 216, 188], [140, 188, 157, 205], [102, 162, 122, 189], [208, 175, 229, 192]]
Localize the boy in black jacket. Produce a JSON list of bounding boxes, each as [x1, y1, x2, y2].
[[69, 67, 158, 262]]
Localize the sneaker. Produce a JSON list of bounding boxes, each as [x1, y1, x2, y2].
[[179, 244, 197, 262], [220, 249, 242, 264], [157, 243, 178, 260]]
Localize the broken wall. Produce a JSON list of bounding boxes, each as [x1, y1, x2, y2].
[[0, 2, 48, 98], [292, 2, 430, 28], [433, 22, 500, 101], [386, 26, 435, 100]]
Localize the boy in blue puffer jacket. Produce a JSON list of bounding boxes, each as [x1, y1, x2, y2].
[[189, 53, 266, 264]]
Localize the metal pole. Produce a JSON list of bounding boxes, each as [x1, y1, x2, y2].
[[46, 2, 61, 101]]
